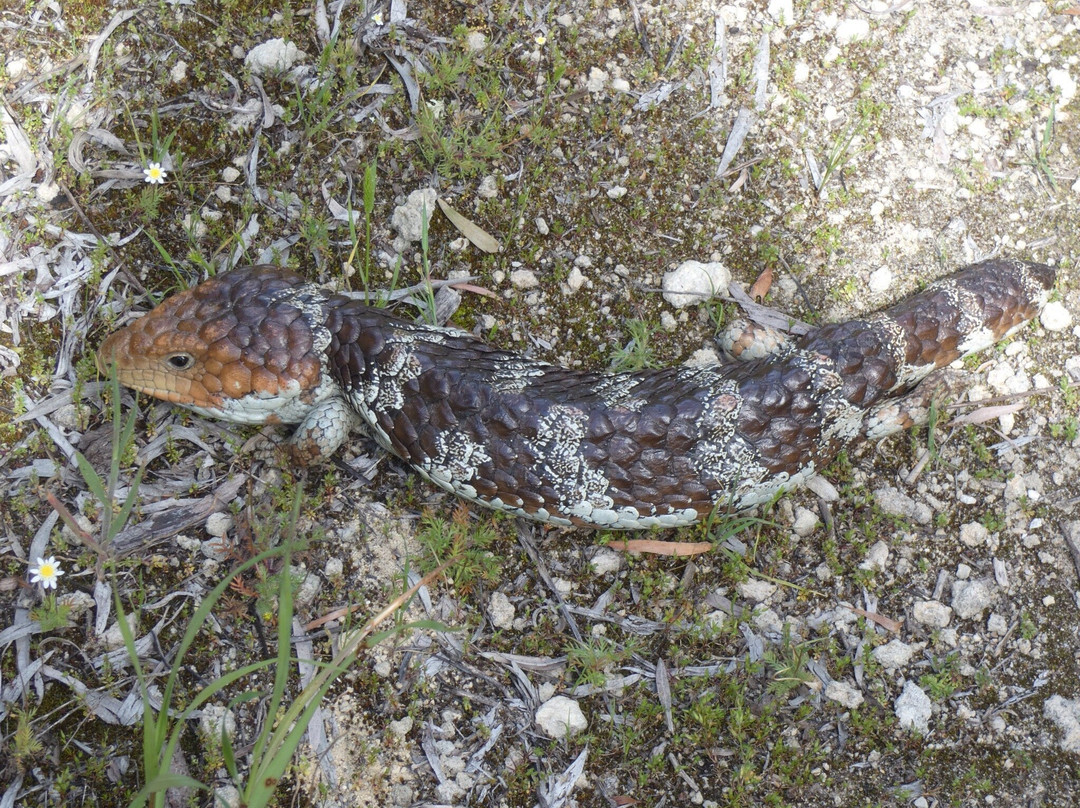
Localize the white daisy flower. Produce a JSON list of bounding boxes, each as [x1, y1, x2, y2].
[[144, 162, 167, 184], [29, 556, 64, 590]]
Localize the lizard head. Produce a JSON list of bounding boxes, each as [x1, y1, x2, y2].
[[97, 266, 327, 425]]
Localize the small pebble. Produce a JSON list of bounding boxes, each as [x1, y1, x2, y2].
[[951, 579, 992, 620], [835, 19, 871, 45], [791, 507, 819, 537], [488, 591, 515, 629], [959, 521, 988, 548], [868, 266, 892, 293], [1040, 301, 1073, 332], [859, 540, 889, 572], [913, 600, 953, 628], [510, 268, 539, 289], [662, 260, 730, 308], [895, 682, 932, 733], [536, 696, 587, 738], [873, 639, 915, 670], [736, 579, 777, 603], [589, 548, 622, 575]]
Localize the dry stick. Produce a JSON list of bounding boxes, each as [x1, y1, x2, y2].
[[516, 524, 584, 643]]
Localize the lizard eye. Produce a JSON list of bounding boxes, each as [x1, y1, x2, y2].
[[166, 353, 195, 370]]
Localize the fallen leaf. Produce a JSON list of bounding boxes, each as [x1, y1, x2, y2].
[[749, 265, 773, 301], [850, 607, 903, 633], [450, 281, 499, 299], [605, 539, 713, 556], [437, 197, 501, 253], [949, 402, 1025, 426]]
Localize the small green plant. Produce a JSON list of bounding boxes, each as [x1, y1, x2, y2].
[[116, 490, 454, 808], [610, 318, 659, 372], [1049, 416, 1079, 442], [1030, 102, 1057, 190], [1060, 375, 1078, 409], [415, 508, 501, 593], [919, 653, 962, 700], [814, 113, 871, 196], [344, 161, 380, 301], [1019, 610, 1038, 640], [567, 636, 634, 688], [763, 626, 815, 698]]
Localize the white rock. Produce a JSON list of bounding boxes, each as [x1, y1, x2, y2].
[[767, 0, 795, 25], [859, 540, 889, 572], [566, 267, 586, 293], [1049, 68, 1077, 109], [589, 548, 622, 576], [510, 268, 539, 289], [293, 567, 322, 608], [873, 487, 932, 525], [686, 347, 721, 367], [205, 512, 233, 538], [201, 537, 230, 562], [535, 696, 587, 738], [835, 19, 870, 45], [792, 507, 819, 537], [199, 703, 237, 742], [913, 600, 953, 628], [793, 61, 810, 83], [478, 175, 498, 198], [611, 77, 631, 93], [535, 216, 549, 235], [868, 266, 892, 293], [1044, 695, 1080, 752], [825, 679, 864, 710], [391, 188, 437, 243], [488, 591, 515, 629], [873, 639, 914, 670], [324, 557, 343, 578], [57, 590, 95, 620], [6, 57, 28, 80], [662, 260, 730, 308], [465, 31, 488, 52], [170, 60, 188, 83], [36, 182, 60, 203], [606, 185, 627, 199], [244, 38, 304, 75], [1040, 301, 1073, 332], [951, 579, 992, 620], [987, 613, 1009, 635], [753, 607, 783, 634], [586, 67, 608, 93], [986, 363, 1031, 396], [435, 781, 463, 803], [389, 715, 413, 739], [959, 521, 989, 548], [214, 785, 241, 808], [895, 681, 932, 733], [737, 579, 777, 603]]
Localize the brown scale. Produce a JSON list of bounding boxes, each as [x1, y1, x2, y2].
[[99, 260, 1054, 526], [323, 260, 1050, 521]]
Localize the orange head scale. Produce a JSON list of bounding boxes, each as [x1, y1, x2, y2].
[[96, 267, 329, 425]]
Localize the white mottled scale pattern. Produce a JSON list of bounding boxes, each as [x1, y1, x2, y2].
[[259, 259, 1055, 530]]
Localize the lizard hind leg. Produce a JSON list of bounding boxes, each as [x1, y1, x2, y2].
[[861, 367, 978, 443]]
